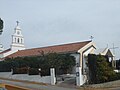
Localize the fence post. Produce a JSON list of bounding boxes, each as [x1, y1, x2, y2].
[[50, 68, 56, 85]]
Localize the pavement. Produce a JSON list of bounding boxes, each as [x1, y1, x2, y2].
[[0, 79, 78, 90], [0, 77, 120, 90], [111, 87, 120, 90]]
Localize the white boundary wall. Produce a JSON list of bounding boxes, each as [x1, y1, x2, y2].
[[0, 68, 56, 85]]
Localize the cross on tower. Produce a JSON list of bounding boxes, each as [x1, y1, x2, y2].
[[16, 21, 19, 26], [90, 36, 94, 41]]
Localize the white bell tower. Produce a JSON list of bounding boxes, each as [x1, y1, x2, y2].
[[11, 21, 25, 51]]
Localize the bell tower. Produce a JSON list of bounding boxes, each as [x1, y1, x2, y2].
[[11, 21, 25, 51]]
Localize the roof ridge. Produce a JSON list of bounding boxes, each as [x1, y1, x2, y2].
[[6, 40, 92, 58], [21, 40, 92, 51]]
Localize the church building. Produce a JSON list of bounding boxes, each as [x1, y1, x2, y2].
[[0, 22, 115, 86]]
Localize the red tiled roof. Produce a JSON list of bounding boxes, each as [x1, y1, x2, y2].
[[7, 41, 91, 58], [0, 48, 11, 54]]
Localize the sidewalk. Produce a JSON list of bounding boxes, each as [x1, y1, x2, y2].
[[0, 77, 78, 90]]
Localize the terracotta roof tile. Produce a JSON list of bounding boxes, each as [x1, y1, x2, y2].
[[7, 41, 91, 58]]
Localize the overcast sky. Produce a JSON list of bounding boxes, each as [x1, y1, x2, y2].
[[0, 0, 120, 59]]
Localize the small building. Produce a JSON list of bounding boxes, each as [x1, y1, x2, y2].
[[95, 48, 116, 68]]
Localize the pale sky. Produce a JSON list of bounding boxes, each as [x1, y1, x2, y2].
[[0, 0, 120, 59]]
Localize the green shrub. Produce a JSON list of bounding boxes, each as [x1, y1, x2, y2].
[[13, 67, 28, 74], [0, 61, 11, 72], [28, 68, 39, 75], [1, 53, 76, 75]]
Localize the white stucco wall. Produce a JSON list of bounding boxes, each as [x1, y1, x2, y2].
[[71, 53, 80, 74], [71, 53, 80, 66], [11, 74, 51, 84], [0, 72, 55, 84]]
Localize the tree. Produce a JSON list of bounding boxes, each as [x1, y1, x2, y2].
[[38, 53, 76, 74], [116, 59, 120, 70], [88, 54, 97, 84], [88, 54, 118, 84], [0, 18, 3, 35], [59, 54, 76, 74], [95, 55, 116, 83]]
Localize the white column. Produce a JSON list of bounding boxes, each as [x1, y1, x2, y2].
[[50, 68, 56, 85], [76, 67, 82, 86]]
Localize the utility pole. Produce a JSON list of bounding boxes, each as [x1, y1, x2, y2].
[[110, 43, 119, 57], [110, 43, 119, 68]]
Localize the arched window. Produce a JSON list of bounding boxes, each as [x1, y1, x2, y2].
[[15, 38, 16, 43], [21, 39, 22, 43], [18, 38, 19, 43]]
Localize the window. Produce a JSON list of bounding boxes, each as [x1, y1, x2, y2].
[[21, 39, 22, 43], [18, 38, 19, 43], [15, 38, 16, 43]]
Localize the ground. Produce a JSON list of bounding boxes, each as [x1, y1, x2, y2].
[[0, 77, 120, 90]]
